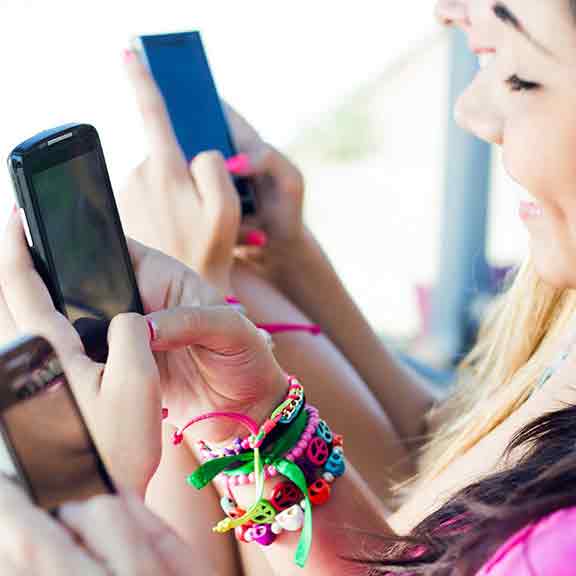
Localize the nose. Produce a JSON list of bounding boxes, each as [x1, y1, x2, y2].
[[454, 79, 504, 146], [435, 0, 470, 27]]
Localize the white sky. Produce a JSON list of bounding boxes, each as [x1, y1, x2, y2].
[[0, 0, 437, 207]]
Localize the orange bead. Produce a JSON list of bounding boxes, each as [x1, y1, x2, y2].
[[308, 478, 332, 506], [228, 507, 246, 520]]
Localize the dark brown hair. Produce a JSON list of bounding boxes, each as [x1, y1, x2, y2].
[[353, 405, 576, 574]]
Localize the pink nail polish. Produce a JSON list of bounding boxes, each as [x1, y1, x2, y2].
[[226, 154, 250, 175], [12, 205, 18, 215], [245, 230, 268, 247], [123, 49, 135, 62], [162, 408, 169, 420], [146, 318, 159, 342]]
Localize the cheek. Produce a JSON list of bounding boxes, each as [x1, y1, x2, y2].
[[503, 109, 576, 287], [505, 108, 576, 206]]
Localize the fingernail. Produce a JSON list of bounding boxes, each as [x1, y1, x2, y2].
[[12, 204, 18, 215], [226, 154, 250, 175], [245, 230, 268, 247], [146, 318, 159, 342], [123, 49, 135, 62], [162, 408, 169, 420]]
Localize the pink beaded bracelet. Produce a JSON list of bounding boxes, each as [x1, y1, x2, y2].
[[219, 406, 321, 489]]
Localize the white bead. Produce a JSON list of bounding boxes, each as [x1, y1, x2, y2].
[[276, 505, 305, 532], [271, 522, 283, 535], [323, 472, 335, 483], [244, 529, 254, 543]]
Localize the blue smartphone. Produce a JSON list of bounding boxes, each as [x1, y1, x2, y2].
[[134, 31, 256, 215]]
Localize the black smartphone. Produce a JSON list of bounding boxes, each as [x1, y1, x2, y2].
[[7, 124, 144, 362], [0, 336, 115, 511], [133, 31, 257, 215]]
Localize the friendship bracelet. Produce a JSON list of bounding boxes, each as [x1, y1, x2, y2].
[[219, 412, 345, 567], [225, 295, 322, 336], [178, 377, 344, 567]]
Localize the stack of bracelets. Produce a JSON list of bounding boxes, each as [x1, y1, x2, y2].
[[171, 376, 345, 568]]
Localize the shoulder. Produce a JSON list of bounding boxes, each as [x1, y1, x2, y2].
[[478, 506, 576, 576]]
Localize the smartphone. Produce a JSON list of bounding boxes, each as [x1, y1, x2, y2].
[[133, 31, 257, 215], [0, 336, 115, 511], [7, 124, 144, 362]]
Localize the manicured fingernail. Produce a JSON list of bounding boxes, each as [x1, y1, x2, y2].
[[162, 408, 169, 420], [12, 204, 18, 215], [146, 318, 159, 342], [245, 230, 268, 247], [226, 154, 250, 175], [123, 49, 135, 62]]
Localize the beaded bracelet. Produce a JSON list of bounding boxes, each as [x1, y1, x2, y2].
[[215, 413, 345, 563], [174, 377, 344, 567]]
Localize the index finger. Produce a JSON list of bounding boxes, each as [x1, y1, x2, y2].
[[124, 49, 187, 174]]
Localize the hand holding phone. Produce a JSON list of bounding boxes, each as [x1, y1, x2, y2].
[[120, 53, 241, 293], [0, 474, 201, 575], [0, 215, 163, 497], [133, 31, 256, 215], [0, 336, 115, 510], [8, 124, 144, 362]]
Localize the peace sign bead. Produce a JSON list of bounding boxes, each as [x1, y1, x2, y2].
[[250, 500, 277, 525], [271, 481, 303, 512], [306, 437, 330, 467], [324, 448, 346, 478], [275, 504, 305, 532], [316, 420, 333, 444]]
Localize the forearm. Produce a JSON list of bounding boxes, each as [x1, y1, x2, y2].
[[232, 263, 415, 492], [146, 425, 241, 576], [266, 229, 437, 445]]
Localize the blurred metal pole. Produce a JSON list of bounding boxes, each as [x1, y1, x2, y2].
[[431, 30, 492, 366]]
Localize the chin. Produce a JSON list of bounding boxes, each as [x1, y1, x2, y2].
[[531, 254, 576, 289]]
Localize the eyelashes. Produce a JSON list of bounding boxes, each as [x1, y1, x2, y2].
[[506, 74, 540, 92]]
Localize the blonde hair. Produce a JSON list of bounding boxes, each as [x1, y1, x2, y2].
[[418, 259, 576, 481]]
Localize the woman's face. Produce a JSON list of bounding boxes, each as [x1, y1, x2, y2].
[[436, 0, 576, 287]]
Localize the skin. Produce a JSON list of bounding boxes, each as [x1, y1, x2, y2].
[[2, 1, 575, 573]]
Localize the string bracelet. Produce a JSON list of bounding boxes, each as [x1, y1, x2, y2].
[[225, 295, 322, 337]]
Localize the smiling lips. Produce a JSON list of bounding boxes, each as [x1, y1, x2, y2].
[[519, 200, 543, 220]]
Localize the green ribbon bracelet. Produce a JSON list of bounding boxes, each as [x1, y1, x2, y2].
[[186, 406, 314, 567]]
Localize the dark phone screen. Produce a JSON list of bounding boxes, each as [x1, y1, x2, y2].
[[31, 150, 140, 326], [0, 339, 113, 510], [141, 32, 234, 162], [140, 32, 255, 214]]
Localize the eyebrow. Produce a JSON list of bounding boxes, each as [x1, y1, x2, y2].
[[492, 2, 554, 57]]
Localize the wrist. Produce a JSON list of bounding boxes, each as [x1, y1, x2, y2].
[[200, 267, 234, 298], [264, 228, 315, 282], [243, 369, 288, 436]]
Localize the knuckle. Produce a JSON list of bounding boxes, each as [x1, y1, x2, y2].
[[82, 494, 123, 524], [192, 150, 225, 173], [140, 93, 165, 120], [109, 313, 146, 337], [181, 308, 201, 335]]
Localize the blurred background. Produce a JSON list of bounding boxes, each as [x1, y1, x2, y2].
[[0, 0, 529, 373]]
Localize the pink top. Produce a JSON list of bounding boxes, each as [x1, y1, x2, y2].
[[477, 506, 576, 575]]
